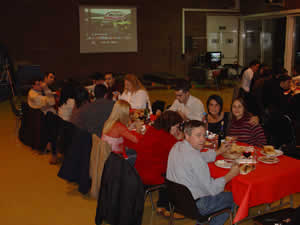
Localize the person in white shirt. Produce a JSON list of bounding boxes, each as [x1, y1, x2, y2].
[[27, 72, 58, 164], [240, 60, 260, 93], [27, 72, 56, 114], [169, 80, 204, 121], [119, 74, 151, 112], [58, 81, 76, 121], [167, 120, 239, 225]]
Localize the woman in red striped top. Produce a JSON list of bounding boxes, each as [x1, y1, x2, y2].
[[228, 98, 267, 146]]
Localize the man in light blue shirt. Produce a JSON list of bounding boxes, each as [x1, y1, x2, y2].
[[167, 120, 240, 225]]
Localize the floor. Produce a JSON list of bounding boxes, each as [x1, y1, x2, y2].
[[1, 87, 300, 225]]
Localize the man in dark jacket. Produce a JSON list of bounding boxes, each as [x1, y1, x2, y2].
[[71, 84, 114, 137]]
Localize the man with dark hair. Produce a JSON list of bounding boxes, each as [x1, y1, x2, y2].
[[167, 120, 239, 225], [71, 84, 114, 137], [239, 60, 260, 115], [27, 73, 56, 114], [104, 72, 123, 100], [26, 73, 57, 163], [169, 80, 205, 121], [263, 74, 293, 115], [94, 83, 108, 99], [241, 60, 260, 93]]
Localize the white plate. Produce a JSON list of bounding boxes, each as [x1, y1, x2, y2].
[[258, 156, 280, 164], [215, 160, 233, 169], [260, 149, 283, 157], [236, 158, 257, 164]]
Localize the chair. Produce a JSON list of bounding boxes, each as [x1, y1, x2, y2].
[[165, 179, 232, 225], [212, 70, 221, 90], [18, 102, 48, 151], [144, 183, 166, 211]]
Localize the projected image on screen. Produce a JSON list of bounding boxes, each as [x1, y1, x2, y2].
[[79, 6, 138, 53]]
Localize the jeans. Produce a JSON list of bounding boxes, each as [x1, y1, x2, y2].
[[195, 192, 234, 225]]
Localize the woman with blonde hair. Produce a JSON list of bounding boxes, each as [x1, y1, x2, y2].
[[102, 100, 140, 158], [119, 74, 152, 112]]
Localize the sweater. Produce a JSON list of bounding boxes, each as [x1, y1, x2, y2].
[[228, 114, 266, 146]]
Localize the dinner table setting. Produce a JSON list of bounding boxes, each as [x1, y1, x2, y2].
[[206, 136, 300, 224], [124, 112, 300, 224]]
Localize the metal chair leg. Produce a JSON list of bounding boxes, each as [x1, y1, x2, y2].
[[169, 203, 175, 225], [149, 192, 154, 211]]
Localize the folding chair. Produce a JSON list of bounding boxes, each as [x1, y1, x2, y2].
[[165, 179, 232, 225]]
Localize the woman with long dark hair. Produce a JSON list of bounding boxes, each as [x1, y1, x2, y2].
[[228, 97, 266, 146]]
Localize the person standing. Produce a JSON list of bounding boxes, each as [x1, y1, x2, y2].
[[239, 60, 260, 115]]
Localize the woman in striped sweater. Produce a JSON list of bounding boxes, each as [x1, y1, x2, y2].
[[228, 97, 267, 146]]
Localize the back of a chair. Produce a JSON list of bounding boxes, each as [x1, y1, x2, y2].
[[165, 179, 208, 221], [19, 102, 47, 151]]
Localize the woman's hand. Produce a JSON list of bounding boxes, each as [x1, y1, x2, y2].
[[112, 91, 120, 101], [134, 120, 145, 134], [248, 116, 259, 126]]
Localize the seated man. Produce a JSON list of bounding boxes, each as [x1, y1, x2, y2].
[[71, 84, 114, 137], [167, 120, 239, 225], [27, 72, 56, 114], [104, 72, 123, 101], [169, 80, 205, 121], [27, 72, 57, 163]]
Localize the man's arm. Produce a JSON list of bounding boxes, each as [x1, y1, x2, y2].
[[191, 155, 226, 196], [168, 99, 179, 112], [183, 98, 205, 121]]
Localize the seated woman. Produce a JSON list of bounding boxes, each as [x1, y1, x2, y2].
[[203, 95, 229, 139], [204, 94, 259, 141], [58, 81, 76, 121], [102, 100, 141, 159], [134, 111, 184, 217], [119, 74, 152, 112], [227, 97, 267, 146]]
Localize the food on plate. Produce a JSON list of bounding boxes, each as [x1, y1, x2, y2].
[[240, 164, 255, 175], [225, 136, 236, 143], [263, 145, 275, 155], [230, 143, 244, 154], [258, 156, 279, 164], [222, 151, 241, 159], [215, 160, 232, 168]]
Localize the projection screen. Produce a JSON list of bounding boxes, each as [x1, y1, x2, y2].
[[79, 6, 138, 53]]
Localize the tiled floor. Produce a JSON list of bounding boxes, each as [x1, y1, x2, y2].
[[1, 87, 300, 225]]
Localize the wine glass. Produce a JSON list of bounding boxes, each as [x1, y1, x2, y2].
[[243, 151, 251, 158]]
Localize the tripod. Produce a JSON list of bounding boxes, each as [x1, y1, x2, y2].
[[2, 60, 16, 97]]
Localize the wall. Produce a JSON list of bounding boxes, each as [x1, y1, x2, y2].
[[241, 0, 300, 15], [0, 0, 238, 80]]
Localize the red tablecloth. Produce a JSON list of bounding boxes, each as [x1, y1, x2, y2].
[[209, 151, 300, 223]]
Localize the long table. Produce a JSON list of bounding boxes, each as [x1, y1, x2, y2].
[[209, 151, 300, 223]]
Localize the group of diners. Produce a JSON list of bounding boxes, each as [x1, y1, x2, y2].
[[23, 68, 299, 225]]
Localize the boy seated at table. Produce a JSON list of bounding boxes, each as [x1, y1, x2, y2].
[[167, 120, 240, 225]]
